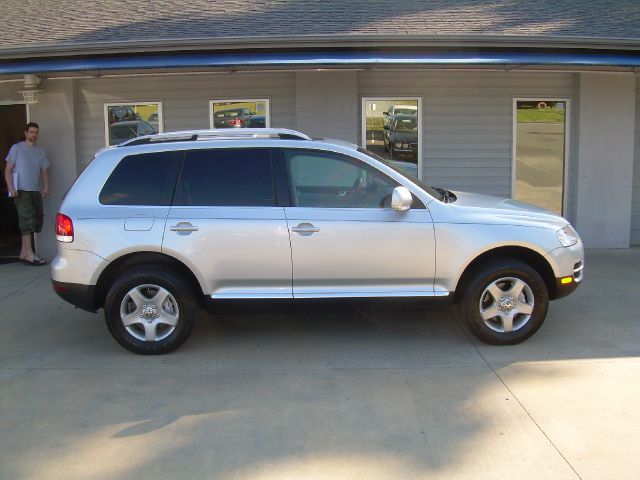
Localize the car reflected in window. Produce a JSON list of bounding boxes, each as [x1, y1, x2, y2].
[[109, 120, 157, 145], [383, 114, 418, 159]]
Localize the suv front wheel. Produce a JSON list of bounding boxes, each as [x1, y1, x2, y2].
[[104, 267, 196, 354], [459, 259, 549, 345]]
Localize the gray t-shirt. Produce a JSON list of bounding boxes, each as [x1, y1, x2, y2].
[[5, 141, 49, 192]]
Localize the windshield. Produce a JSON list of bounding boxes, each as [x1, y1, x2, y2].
[[393, 117, 417, 132], [357, 147, 444, 201]]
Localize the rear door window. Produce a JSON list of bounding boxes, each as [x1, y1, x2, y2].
[[99, 151, 180, 205], [174, 148, 275, 206]]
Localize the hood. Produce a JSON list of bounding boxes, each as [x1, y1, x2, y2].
[[445, 190, 569, 229]]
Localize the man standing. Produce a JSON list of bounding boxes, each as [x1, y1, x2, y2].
[[4, 122, 50, 265]]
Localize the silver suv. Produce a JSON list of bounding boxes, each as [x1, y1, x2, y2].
[[52, 128, 584, 354]]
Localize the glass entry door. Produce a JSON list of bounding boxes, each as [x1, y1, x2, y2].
[[513, 99, 568, 215], [362, 98, 421, 179]]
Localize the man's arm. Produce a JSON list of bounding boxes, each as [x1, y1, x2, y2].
[[42, 167, 49, 198], [4, 161, 16, 197]]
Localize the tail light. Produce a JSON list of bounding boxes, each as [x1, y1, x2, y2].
[[56, 213, 74, 242], [230, 118, 242, 127]]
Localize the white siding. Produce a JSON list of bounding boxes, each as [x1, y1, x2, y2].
[[632, 74, 640, 245], [358, 71, 576, 218], [76, 72, 296, 167]]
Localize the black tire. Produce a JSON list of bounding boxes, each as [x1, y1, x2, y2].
[[458, 258, 549, 345], [104, 266, 196, 354]]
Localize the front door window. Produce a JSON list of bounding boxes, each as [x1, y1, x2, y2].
[[283, 149, 398, 208]]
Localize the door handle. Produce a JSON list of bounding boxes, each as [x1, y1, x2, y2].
[[170, 222, 198, 232], [291, 223, 320, 235]]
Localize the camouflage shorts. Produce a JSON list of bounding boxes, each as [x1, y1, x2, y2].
[[14, 190, 44, 234]]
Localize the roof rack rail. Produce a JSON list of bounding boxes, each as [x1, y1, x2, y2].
[[120, 128, 312, 146]]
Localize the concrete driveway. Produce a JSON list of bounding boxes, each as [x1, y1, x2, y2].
[[1, 249, 639, 480]]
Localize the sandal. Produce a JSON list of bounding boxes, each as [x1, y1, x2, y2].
[[22, 255, 48, 266]]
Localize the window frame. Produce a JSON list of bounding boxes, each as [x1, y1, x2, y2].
[[512, 97, 571, 216], [209, 98, 271, 129], [103, 101, 164, 146], [360, 96, 423, 180]]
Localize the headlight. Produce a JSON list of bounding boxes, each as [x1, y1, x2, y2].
[[557, 225, 579, 247], [395, 142, 402, 148]]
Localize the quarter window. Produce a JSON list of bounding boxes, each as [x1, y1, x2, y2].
[[99, 152, 180, 206], [174, 149, 275, 206], [284, 150, 399, 208]]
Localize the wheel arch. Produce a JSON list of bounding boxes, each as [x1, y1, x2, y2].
[[453, 246, 558, 302], [93, 251, 205, 310]]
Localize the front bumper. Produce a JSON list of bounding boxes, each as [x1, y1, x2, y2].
[[546, 242, 584, 299], [392, 145, 417, 155], [553, 257, 584, 299]]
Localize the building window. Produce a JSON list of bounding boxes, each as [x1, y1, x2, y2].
[[361, 98, 422, 179], [104, 102, 163, 146], [209, 99, 270, 129], [513, 99, 569, 215]]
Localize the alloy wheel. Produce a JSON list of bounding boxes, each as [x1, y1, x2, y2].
[[478, 277, 534, 333], [119, 284, 180, 342]]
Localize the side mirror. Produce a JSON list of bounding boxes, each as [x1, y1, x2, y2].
[[383, 125, 390, 130], [391, 186, 412, 212]]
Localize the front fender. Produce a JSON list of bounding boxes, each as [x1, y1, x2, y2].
[[434, 223, 558, 293]]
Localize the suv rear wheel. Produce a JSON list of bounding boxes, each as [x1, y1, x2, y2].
[[459, 259, 549, 345], [104, 267, 196, 354]]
